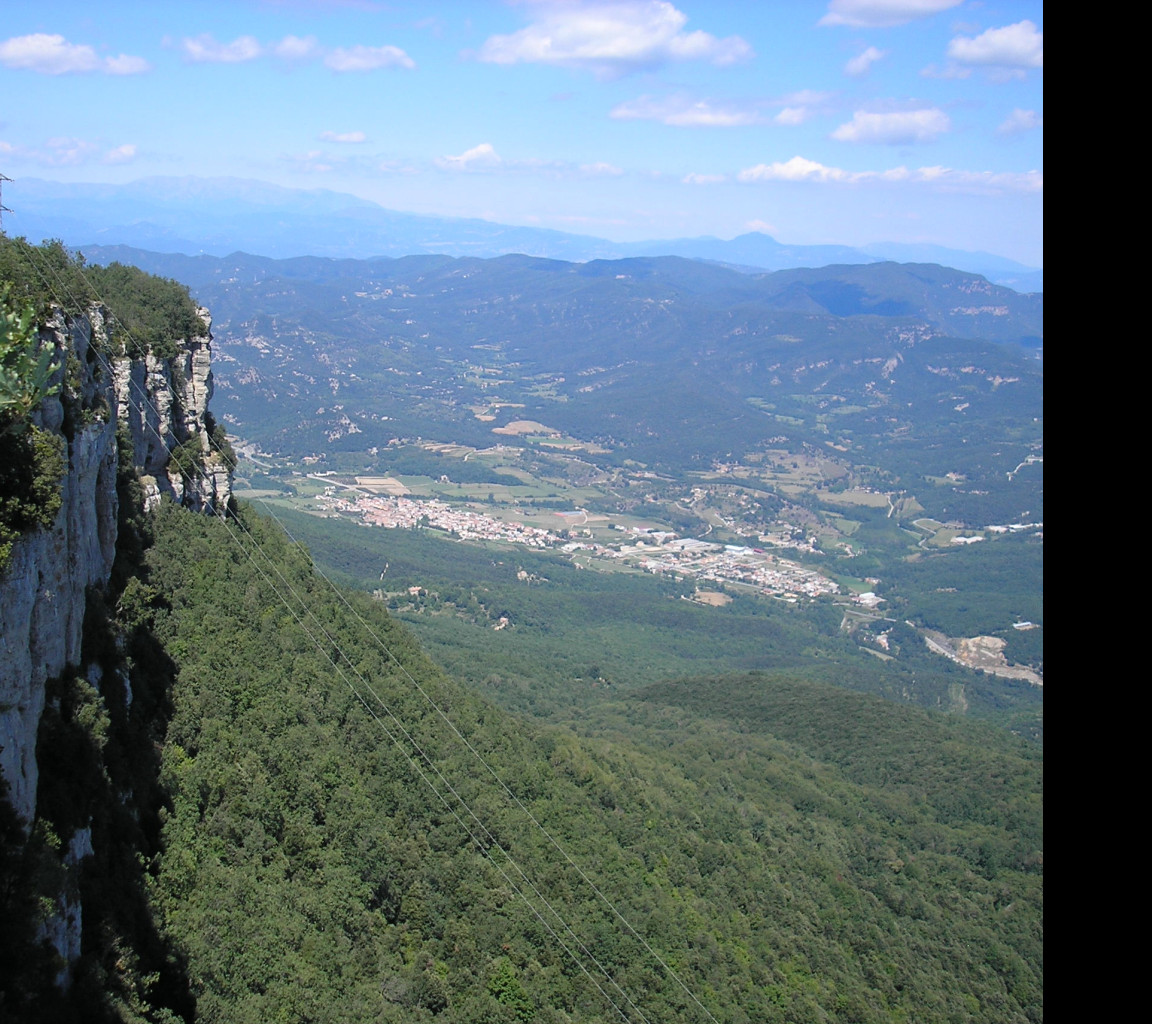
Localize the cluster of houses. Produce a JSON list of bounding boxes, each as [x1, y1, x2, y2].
[[619, 536, 840, 601], [318, 491, 841, 601], [324, 492, 560, 547]]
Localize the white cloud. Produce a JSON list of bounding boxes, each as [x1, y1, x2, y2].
[[820, 0, 959, 28], [272, 35, 320, 60], [321, 130, 367, 143], [432, 145, 625, 179], [477, 1, 752, 76], [0, 33, 150, 74], [947, 20, 1042, 69], [182, 34, 263, 63], [771, 90, 836, 126], [0, 136, 138, 167], [774, 107, 808, 126], [745, 219, 779, 234], [845, 46, 886, 76], [179, 33, 411, 70], [682, 172, 726, 184], [103, 143, 138, 164], [738, 155, 1042, 194], [610, 94, 761, 127], [324, 44, 414, 71], [740, 156, 857, 184], [832, 108, 950, 144], [43, 137, 100, 165], [104, 54, 151, 75], [997, 109, 1042, 136], [436, 143, 503, 171]]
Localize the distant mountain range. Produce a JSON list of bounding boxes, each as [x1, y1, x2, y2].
[[2, 176, 1042, 292]]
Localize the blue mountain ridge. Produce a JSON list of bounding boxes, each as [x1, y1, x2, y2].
[[3, 176, 1041, 292]]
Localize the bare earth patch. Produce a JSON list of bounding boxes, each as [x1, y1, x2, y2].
[[355, 476, 410, 495], [493, 420, 558, 436], [924, 630, 1043, 686], [692, 591, 733, 607]]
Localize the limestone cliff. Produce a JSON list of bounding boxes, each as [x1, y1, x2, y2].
[[1, 301, 230, 833]]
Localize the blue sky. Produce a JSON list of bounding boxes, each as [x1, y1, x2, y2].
[[1, 1, 1043, 265]]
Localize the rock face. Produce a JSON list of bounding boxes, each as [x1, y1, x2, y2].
[[0, 304, 230, 825], [113, 308, 232, 514]]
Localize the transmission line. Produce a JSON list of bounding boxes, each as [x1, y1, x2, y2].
[[13, 237, 666, 1024]]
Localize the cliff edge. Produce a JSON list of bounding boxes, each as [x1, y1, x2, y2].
[[1, 300, 230, 823]]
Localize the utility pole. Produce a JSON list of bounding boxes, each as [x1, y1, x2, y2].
[[0, 173, 11, 231]]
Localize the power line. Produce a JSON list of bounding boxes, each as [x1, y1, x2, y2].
[[17, 237, 649, 1023], [12, 238, 670, 1024], [262, 498, 724, 1023]]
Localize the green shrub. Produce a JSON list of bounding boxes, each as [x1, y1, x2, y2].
[[0, 425, 66, 573], [86, 262, 206, 360], [1, 285, 61, 435], [167, 435, 204, 482]]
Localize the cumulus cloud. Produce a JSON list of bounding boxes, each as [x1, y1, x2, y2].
[[740, 156, 860, 184], [947, 20, 1042, 69], [997, 108, 1042, 136], [325, 44, 414, 71], [320, 130, 367, 143], [0, 33, 150, 74], [845, 46, 886, 76], [180, 33, 412, 69], [182, 34, 263, 62], [820, 0, 959, 28], [611, 94, 761, 127], [477, 1, 752, 76], [436, 143, 503, 171], [738, 155, 1041, 194], [832, 108, 950, 144]]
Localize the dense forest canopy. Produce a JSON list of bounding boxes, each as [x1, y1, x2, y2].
[[0, 236, 205, 357]]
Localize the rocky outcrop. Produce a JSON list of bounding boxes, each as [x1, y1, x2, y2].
[[0, 299, 231, 986], [113, 308, 232, 514], [1, 312, 119, 825], [1, 303, 230, 825]]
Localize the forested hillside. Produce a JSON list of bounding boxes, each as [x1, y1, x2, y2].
[[131, 504, 1039, 1022]]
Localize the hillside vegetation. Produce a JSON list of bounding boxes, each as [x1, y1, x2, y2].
[[126, 503, 1039, 1022]]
